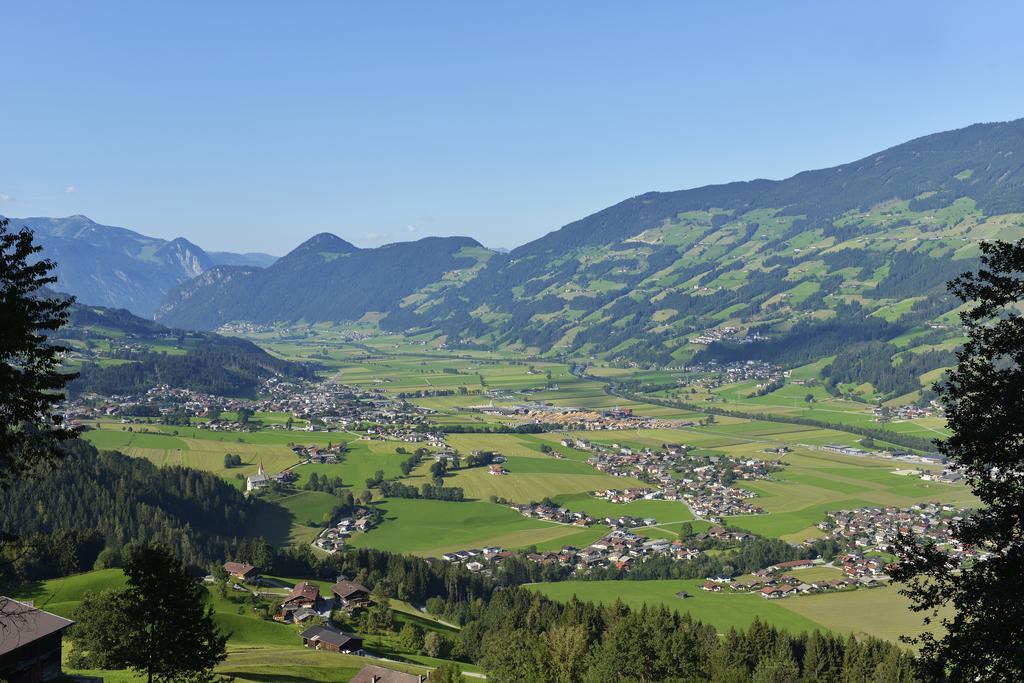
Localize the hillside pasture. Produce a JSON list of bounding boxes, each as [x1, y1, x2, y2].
[[527, 579, 823, 634], [347, 498, 603, 557]]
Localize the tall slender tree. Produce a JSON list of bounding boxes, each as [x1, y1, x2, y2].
[[893, 239, 1024, 680], [0, 217, 77, 487]]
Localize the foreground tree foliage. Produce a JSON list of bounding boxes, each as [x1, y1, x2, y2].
[[0, 217, 77, 487], [893, 239, 1024, 680], [69, 544, 227, 683]]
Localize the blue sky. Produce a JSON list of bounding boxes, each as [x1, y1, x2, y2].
[[3, 2, 1024, 254]]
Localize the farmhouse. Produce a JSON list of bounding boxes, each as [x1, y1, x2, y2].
[[222, 561, 258, 581], [299, 624, 363, 653], [488, 464, 508, 475], [282, 581, 320, 608], [331, 579, 370, 609], [349, 664, 425, 683], [0, 598, 74, 683]]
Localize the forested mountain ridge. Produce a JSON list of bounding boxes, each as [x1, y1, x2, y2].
[[55, 302, 315, 397], [370, 117, 1024, 399], [2, 214, 276, 316], [155, 233, 494, 329], [42, 118, 1024, 403]]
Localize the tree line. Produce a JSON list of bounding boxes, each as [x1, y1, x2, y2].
[[0, 438, 252, 585]]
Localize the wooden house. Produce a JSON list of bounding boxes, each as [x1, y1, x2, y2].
[[0, 598, 74, 683]]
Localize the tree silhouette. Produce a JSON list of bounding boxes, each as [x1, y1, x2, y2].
[[0, 217, 77, 488], [893, 239, 1024, 679], [70, 543, 228, 682]]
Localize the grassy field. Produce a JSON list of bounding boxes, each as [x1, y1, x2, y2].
[[348, 498, 606, 556], [775, 584, 947, 644], [528, 578, 946, 645], [659, 376, 953, 440], [444, 457, 643, 503], [527, 579, 823, 634], [81, 422, 305, 486]]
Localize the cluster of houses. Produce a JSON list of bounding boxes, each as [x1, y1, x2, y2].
[[872, 404, 934, 421], [529, 530, 709, 572], [313, 511, 377, 552], [292, 442, 346, 463], [676, 360, 788, 392], [700, 558, 886, 600], [818, 503, 985, 564], [463, 402, 683, 431], [358, 427, 447, 446], [438, 528, 715, 575], [690, 327, 768, 346], [509, 501, 655, 529], [255, 379, 435, 431], [584, 444, 781, 520], [221, 563, 372, 649], [63, 375, 438, 436], [272, 577, 372, 624]]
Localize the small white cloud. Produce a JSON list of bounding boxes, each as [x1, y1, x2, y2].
[[407, 224, 418, 232], [364, 231, 390, 242], [0, 193, 13, 203], [65, 185, 77, 194]]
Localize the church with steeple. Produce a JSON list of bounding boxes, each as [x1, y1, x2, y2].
[[246, 460, 270, 493]]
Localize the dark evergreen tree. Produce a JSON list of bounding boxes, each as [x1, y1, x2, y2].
[[893, 239, 1024, 680], [0, 218, 77, 487], [69, 544, 227, 683]]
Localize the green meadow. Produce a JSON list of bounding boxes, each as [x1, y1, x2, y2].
[[527, 579, 822, 634], [348, 498, 604, 557]]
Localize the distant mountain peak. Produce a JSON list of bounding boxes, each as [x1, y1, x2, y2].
[[9, 215, 278, 317], [296, 232, 358, 252]]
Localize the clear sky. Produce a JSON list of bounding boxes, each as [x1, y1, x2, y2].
[[3, 2, 1024, 254]]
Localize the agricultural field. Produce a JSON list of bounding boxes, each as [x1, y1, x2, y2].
[[347, 498, 610, 557], [81, 424, 299, 487], [775, 584, 948, 644], [655, 373, 952, 440], [527, 578, 943, 645], [527, 579, 822, 634], [442, 455, 642, 503]]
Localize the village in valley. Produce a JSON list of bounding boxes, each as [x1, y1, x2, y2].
[[14, 324, 977, 682]]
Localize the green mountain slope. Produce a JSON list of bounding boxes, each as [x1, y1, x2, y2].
[[57, 303, 315, 397], [150, 117, 1024, 400], [156, 233, 494, 329], [378, 118, 1024, 383]]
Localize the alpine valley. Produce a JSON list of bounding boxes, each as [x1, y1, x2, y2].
[[19, 118, 1024, 405]]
